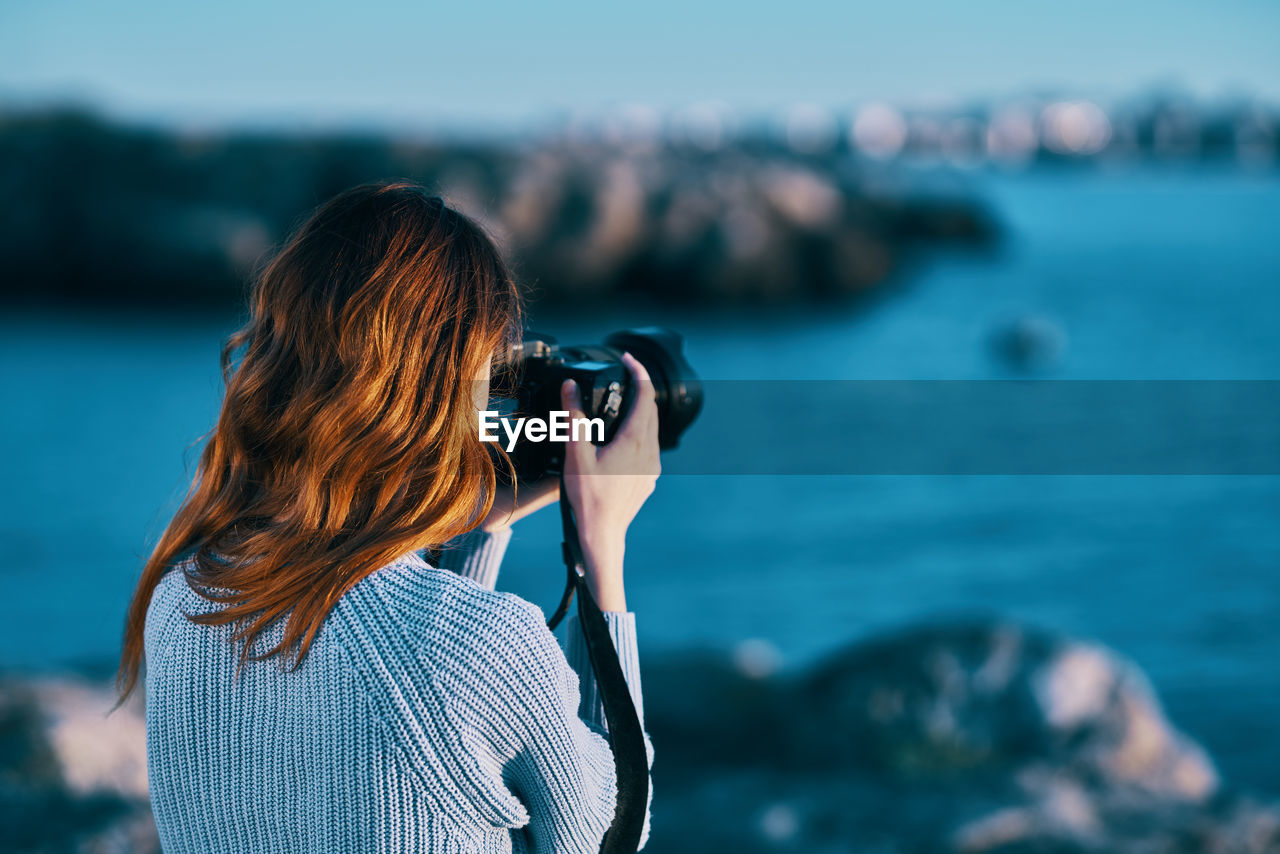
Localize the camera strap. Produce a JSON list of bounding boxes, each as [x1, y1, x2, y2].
[[546, 477, 649, 854]]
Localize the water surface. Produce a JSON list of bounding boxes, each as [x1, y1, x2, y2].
[[3, 167, 1277, 791]]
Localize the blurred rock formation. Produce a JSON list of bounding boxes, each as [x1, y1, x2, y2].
[[0, 676, 154, 854], [646, 620, 1279, 853], [5, 620, 1277, 853], [0, 110, 998, 311]]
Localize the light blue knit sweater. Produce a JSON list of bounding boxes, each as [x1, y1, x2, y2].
[[144, 527, 653, 853]]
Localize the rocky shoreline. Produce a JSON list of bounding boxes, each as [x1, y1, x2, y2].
[[643, 620, 1279, 852], [3, 619, 1276, 853], [0, 110, 998, 311]]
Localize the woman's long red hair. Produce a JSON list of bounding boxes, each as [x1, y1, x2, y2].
[[117, 182, 520, 700]]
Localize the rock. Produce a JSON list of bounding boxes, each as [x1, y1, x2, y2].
[[0, 675, 156, 854], [0, 110, 1001, 310], [5, 620, 1277, 853], [795, 620, 1217, 798], [644, 619, 1280, 853], [989, 315, 1068, 372]]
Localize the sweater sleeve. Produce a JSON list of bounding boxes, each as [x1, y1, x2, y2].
[[485, 600, 655, 853], [431, 527, 512, 591], [562, 612, 646, 731]]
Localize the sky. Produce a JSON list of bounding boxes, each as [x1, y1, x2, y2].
[[2, 0, 1278, 132]]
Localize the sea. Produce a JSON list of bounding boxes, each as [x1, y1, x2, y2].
[[2, 165, 1277, 793]]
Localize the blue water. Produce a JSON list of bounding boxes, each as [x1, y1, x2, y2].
[[2, 167, 1278, 791]]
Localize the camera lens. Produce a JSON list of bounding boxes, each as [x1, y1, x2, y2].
[[603, 328, 703, 450]]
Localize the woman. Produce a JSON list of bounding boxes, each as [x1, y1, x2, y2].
[[118, 182, 658, 852]]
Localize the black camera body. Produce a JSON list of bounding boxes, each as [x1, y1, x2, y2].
[[495, 327, 703, 480]]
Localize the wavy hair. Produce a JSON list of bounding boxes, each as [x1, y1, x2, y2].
[[118, 182, 521, 700]]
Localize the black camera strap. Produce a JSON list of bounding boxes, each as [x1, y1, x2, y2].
[[545, 476, 649, 854]]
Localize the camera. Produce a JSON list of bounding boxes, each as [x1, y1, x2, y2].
[[493, 327, 703, 480]]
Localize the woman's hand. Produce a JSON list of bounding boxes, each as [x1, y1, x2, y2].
[[560, 352, 661, 612]]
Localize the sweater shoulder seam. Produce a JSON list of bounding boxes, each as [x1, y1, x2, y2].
[[326, 570, 532, 829]]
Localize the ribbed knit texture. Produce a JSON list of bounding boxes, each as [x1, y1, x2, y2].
[[144, 529, 652, 853]]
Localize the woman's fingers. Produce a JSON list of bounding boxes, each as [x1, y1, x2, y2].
[[560, 379, 596, 472], [560, 376, 584, 417], [617, 353, 659, 443], [560, 357, 659, 478], [621, 351, 652, 385]]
